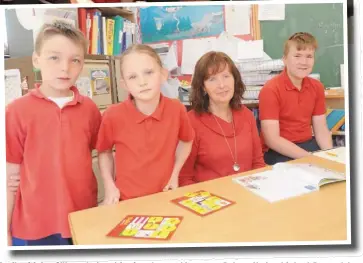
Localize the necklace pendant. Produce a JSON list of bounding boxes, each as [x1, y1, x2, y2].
[[233, 163, 240, 172]]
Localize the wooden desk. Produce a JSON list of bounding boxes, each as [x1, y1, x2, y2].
[[69, 155, 347, 245], [325, 89, 345, 109]]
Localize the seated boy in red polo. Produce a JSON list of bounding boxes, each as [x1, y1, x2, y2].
[[6, 21, 101, 246], [259, 32, 332, 165]]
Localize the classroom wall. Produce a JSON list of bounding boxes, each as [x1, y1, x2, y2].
[[5, 8, 79, 58], [5, 9, 34, 58], [260, 3, 344, 88], [6, 4, 346, 87], [137, 4, 345, 88]]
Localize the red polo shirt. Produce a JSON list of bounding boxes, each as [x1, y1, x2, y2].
[[258, 68, 326, 152], [179, 106, 265, 186], [6, 86, 101, 240], [96, 94, 195, 200]]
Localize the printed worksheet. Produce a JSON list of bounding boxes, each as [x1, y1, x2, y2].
[[171, 190, 235, 216], [107, 215, 183, 240]]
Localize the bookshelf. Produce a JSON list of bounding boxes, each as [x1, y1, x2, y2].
[[74, 7, 137, 112], [95, 7, 135, 23], [4, 7, 136, 112]]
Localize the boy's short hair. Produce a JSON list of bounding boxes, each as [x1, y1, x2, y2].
[[34, 20, 88, 55], [283, 32, 318, 56]]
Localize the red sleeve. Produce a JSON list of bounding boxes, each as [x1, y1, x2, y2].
[[312, 82, 326, 116], [178, 102, 195, 142], [90, 106, 102, 150], [6, 105, 25, 164], [258, 84, 280, 120], [96, 108, 115, 152], [179, 128, 198, 187], [250, 113, 266, 169]]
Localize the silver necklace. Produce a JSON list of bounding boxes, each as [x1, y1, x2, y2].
[[212, 114, 240, 172]]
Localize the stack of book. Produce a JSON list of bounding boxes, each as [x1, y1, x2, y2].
[[78, 8, 138, 56]]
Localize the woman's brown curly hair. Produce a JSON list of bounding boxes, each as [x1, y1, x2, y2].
[[190, 51, 246, 114]]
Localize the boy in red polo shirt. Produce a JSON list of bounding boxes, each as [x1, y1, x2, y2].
[[6, 21, 101, 246], [259, 32, 332, 165], [96, 44, 194, 204]]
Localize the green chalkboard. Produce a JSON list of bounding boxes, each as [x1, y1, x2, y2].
[[260, 3, 344, 88]]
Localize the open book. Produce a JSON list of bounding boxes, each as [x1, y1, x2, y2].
[[313, 147, 346, 164], [233, 163, 346, 203]]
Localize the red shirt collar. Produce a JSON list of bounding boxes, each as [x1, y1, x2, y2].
[[125, 93, 165, 124], [30, 83, 84, 105], [281, 67, 310, 92], [194, 107, 246, 137]]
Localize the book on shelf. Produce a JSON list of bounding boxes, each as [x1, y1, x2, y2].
[[78, 8, 137, 56]]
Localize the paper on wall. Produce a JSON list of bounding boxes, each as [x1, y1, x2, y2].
[[149, 42, 178, 72], [340, 64, 344, 89], [258, 4, 285, 21], [75, 77, 92, 98], [161, 78, 180, 99], [5, 69, 22, 106], [213, 32, 239, 60], [163, 43, 178, 72], [181, 37, 216, 75], [225, 5, 251, 35], [16, 9, 40, 30], [238, 39, 264, 60]]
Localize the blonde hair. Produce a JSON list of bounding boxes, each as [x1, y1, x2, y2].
[[283, 32, 318, 56], [34, 20, 88, 55], [118, 44, 163, 75]]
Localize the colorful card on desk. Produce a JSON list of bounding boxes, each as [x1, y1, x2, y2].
[[107, 215, 183, 240], [171, 190, 235, 216]]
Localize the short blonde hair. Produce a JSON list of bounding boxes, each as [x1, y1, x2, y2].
[[34, 20, 88, 55], [283, 32, 318, 56], [119, 44, 163, 75]]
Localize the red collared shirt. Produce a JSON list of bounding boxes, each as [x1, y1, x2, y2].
[[179, 106, 265, 186], [258, 68, 326, 152], [96, 94, 195, 200], [6, 85, 101, 239]]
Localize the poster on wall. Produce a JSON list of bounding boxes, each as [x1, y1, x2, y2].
[[90, 69, 111, 96], [139, 5, 225, 43]]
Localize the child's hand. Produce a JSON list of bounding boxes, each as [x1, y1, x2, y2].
[[7, 174, 20, 193], [101, 183, 120, 206], [163, 174, 179, 191]]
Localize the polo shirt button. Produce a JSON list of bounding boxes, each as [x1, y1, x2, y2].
[[145, 118, 152, 130]]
